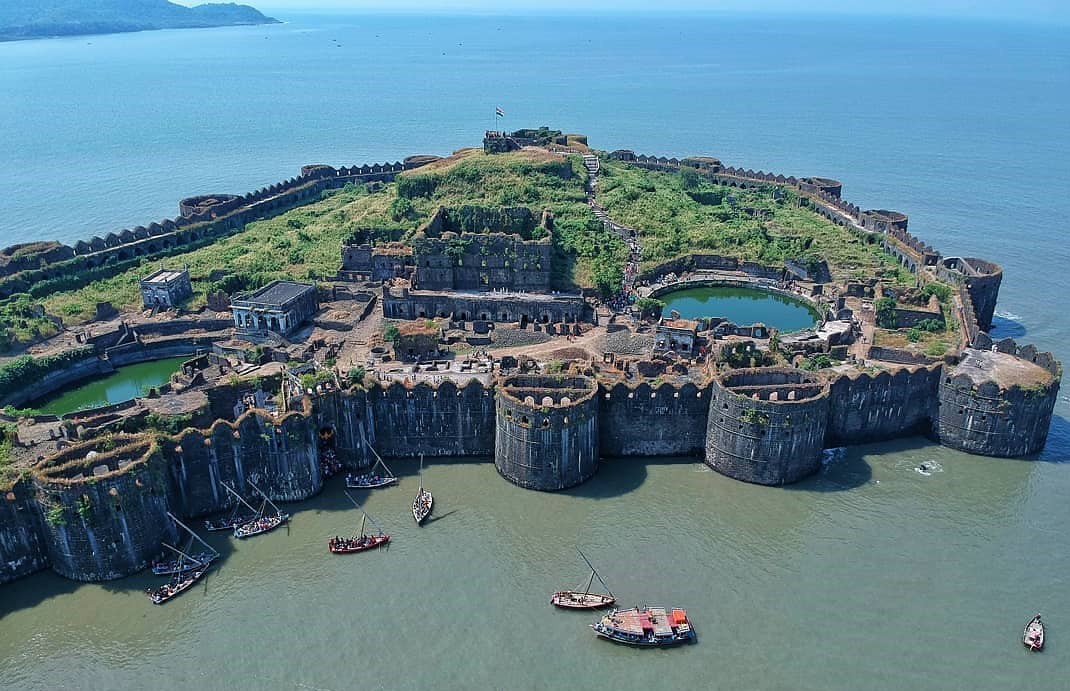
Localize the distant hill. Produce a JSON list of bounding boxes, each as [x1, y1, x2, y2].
[[0, 0, 279, 41]]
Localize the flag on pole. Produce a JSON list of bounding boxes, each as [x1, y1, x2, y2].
[[495, 106, 504, 118]]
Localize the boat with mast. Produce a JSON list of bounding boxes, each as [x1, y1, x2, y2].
[[551, 549, 616, 609], [231, 480, 290, 539], [146, 543, 210, 605], [1023, 613, 1045, 651], [152, 512, 219, 575], [412, 454, 433, 525], [328, 491, 391, 554], [346, 441, 398, 489], [591, 606, 696, 647], [203, 483, 257, 532]]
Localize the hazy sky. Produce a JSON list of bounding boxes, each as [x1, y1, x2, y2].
[[183, 0, 1070, 23]]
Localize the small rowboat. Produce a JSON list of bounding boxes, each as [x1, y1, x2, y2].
[[1023, 614, 1045, 651], [329, 533, 390, 554], [147, 566, 208, 605], [234, 512, 289, 539], [346, 473, 398, 489], [151, 551, 216, 576]]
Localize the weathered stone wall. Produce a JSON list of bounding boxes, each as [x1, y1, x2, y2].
[[364, 381, 497, 458], [413, 231, 552, 292], [495, 375, 599, 490], [0, 479, 50, 584], [706, 369, 830, 485], [383, 287, 591, 324], [33, 437, 177, 581], [598, 381, 709, 457], [937, 371, 1059, 458], [826, 366, 942, 444]]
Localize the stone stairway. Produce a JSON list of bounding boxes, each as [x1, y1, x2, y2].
[[580, 153, 642, 300]]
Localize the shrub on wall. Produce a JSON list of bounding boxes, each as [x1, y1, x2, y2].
[[0, 347, 96, 402]]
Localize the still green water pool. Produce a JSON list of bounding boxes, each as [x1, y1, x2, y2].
[[30, 356, 188, 416], [0, 444, 1064, 691], [658, 285, 819, 332]]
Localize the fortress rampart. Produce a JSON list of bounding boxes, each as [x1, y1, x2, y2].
[[705, 369, 830, 485], [494, 375, 600, 490]]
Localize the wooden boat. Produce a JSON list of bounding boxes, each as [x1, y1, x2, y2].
[[1023, 613, 1045, 651], [591, 606, 696, 647], [148, 565, 208, 605], [146, 542, 210, 605], [152, 550, 216, 576], [329, 493, 391, 554], [551, 549, 616, 609], [232, 480, 289, 539], [412, 455, 432, 525], [155, 512, 220, 575], [346, 443, 398, 489], [205, 482, 259, 531]]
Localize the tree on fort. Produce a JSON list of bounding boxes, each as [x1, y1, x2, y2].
[[874, 296, 898, 329]]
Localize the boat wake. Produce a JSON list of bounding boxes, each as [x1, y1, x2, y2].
[[913, 460, 944, 477], [994, 310, 1022, 321]]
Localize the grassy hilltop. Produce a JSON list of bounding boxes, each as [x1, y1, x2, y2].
[[2, 147, 928, 350]]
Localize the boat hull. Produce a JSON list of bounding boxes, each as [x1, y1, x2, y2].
[[147, 567, 208, 605], [412, 491, 433, 525], [204, 515, 255, 532], [1023, 615, 1045, 651], [328, 535, 390, 553], [551, 591, 616, 609], [151, 552, 216, 576], [346, 477, 398, 489], [234, 514, 290, 539], [591, 607, 696, 648]]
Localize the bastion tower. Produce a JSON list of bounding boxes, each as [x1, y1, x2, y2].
[[705, 369, 831, 485], [494, 374, 600, 490]]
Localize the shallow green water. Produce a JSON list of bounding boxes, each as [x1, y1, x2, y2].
[[30, 356, 188, 417], [658, 285, 820, 332], [1, 443, 1065, 691]]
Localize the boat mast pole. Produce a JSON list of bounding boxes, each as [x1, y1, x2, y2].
[[221, 481, 260, 515], [247, 480, 283, 517], [167, 511, 219, 556], [358, 513, 367, 538], [362, 438, 394, 477], [578, 548, 613, 597], [162, 542, 206, 568]]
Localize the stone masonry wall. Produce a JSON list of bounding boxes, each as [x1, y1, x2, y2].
[[598, 381, 710, 457], [0, 479, 50, 584], [826, 366, 942, 445]]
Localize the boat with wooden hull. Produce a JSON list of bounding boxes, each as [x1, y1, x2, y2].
[[204, 513, 256, 532], [552, 591, 616, 609], [151, 551, 216, 576], [329, 534, 390, 553], [1024, 614, 1045, 651], [591, 607, 695, 647], [346, 474, 398, 489], [147, 566, 208, 605], [234, 512, 289, 539], [552, 549, 615, 609], [412, 489, 433, 525], [347, 446, 398, 489]]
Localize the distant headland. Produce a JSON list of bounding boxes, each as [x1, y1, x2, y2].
[[0, 1, 278, 42]]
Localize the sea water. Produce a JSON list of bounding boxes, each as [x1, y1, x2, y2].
[[0, 12, 1068, 691]]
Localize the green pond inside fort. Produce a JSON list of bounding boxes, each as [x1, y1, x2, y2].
[[657, 285, 820, 332], [29, 356, 188, 417]]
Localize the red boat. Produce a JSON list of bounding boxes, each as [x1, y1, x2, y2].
[[330, 492, 390, 554], [329, 533, 390, 554]]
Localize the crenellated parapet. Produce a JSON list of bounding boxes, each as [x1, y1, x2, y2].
[[495, 374, 599, 490], [32, 435, 177, 581], [937, 257, 1003, 331], [936, 345, 1060, 457], [705, 369, 830, 485], [598, 380, 710, 457]]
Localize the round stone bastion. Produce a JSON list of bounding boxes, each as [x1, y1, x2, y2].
[[936, 348, 1060, 457], [706, 368, 830, 485], [33, 434, 176, 581], [494, 374, 600, 491]]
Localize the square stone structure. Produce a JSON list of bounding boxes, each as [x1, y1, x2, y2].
[[655, 318, 698, 353], [139, 266, 192, 309], [232, 280, 318, 336]]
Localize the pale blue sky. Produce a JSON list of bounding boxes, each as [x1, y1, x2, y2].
[[177, 0, 1070, 22]]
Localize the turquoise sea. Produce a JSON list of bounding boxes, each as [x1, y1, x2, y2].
[[1, 12, 1069, 691]]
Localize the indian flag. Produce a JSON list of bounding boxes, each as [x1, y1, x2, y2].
[[495, 107, 504, 118]]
